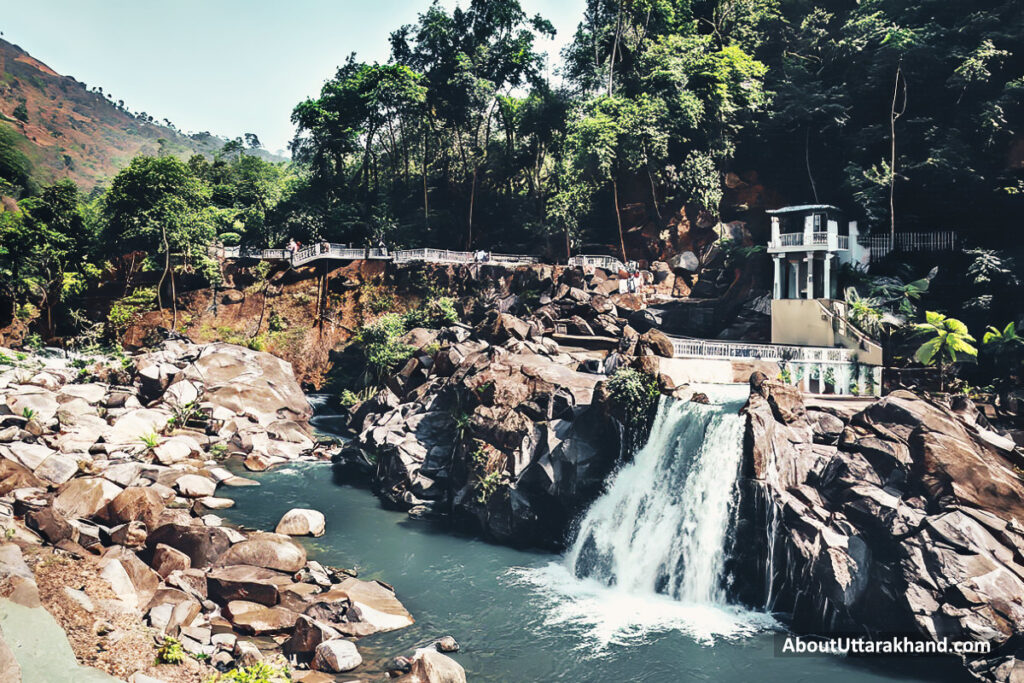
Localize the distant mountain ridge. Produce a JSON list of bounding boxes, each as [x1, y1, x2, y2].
[[0, 37, 285, 192]]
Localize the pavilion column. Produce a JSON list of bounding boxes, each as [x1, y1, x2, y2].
[[773, 256, 783, 299], [805, 253, 814, 299], [823, 254, 833, 299], [790, 261, 800, 298]]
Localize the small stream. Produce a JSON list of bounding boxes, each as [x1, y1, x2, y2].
[[218, 395, 972, 682]]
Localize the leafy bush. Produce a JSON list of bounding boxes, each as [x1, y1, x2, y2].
[[139, 432, 160, 449], [356, 313, 414, 378], [204, 659, 291, 683], [15, 303, 38, 321], [476, 470, 503, 505], [247, 335, 267, 352], [339, 389, 360, 408], [403, 296, 459, 329], [268, 310, 286, 332], [605, 367, 660, 431], [154, 636, 185, 665], [107, 287, 157, 335]]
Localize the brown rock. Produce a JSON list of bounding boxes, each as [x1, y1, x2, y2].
[[152, 543, 192, 579], [104, 486, 167, 530], [207, 565, 291, 606], [216, 532, 306, 573], [53, 477, 123, 520], [283, 614, 341, 654], [640, 329, 674, 358], [226, 602, 299, 635], [146, 524, 233, 569], [25, 507, 77, 545]]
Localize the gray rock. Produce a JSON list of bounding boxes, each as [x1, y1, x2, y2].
[[311, 639, 362, 673]]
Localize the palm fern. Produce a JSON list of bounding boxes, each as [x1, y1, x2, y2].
[[913, 311, 977, 390]]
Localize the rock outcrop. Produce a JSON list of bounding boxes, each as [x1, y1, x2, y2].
[[734, 375, 1024, 682], [0, 342, 424, 681]]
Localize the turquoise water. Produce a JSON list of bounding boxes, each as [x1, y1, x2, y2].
[[222, 461, 971, 683]]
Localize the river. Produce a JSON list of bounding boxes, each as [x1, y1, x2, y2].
[[220, 391, 972, 682]]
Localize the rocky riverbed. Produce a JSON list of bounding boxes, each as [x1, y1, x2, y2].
[[733, 374, 1024, 682], [0, 341, 464, 682]]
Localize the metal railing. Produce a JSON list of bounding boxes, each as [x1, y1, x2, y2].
[[670, 336, 857, 364], [870, 232, 959, 258], [567, 255, 630, 272], [220, 243, 538, 266]]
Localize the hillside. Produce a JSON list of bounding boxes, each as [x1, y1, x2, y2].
[[0, 37, 282, 192]]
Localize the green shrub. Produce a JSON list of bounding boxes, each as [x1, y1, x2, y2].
[[268, 310, 286, 332], [403, 296, 459, 329], [154, 636, 185, 665], [605, 367, 660, 432], [204, 659, 291, 683], [139, 432, 160, 449], [356, 313, 414, 378], [339, 389, 360, 408], [476, 471, 502, 505], [247, 335, 267, 351], [107, 287, 157, 335]]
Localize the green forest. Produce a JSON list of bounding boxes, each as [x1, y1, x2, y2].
[[1, 0, 1023, 373]]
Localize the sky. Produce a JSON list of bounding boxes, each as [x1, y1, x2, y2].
[[0, 0, 584, 156]]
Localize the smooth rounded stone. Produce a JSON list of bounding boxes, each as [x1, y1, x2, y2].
[[226, 602, 299, 635], [211, 632, 237, 650], [233, 639, 263, 667], [33, 453, 80, 486], [53, 477, 123, 520], [311, 639, 362, 673], [174, 474, 217, 498], [153, 439, 190, 465], [207, 466, 233, 482], [104, 487, 166, 530], [243, 453, 282, 472], [221, 476, 260, 487], [407, 649, 467, 683], [216, 532, 307, 573], [207, 565, 291, 606], [334, 577, 414, 632], [164, 380, 201, 407], [57, 383, 107, 405], [200, 514, 224, 526], [197, 496, 235, 510], [275, 508, 325, 537], [436, 635, 460, 653]]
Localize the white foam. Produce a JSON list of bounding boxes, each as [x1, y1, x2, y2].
[[508, 562, 777, 653]]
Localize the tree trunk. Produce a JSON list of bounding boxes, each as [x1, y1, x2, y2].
[[611, 176, 627, 262], [422, 131, 430, 232], [608, 0, 623, 96], [805, 127, 819, 203], [158, 225, 169, 316], [467, 165, 477, 250], [889, 59, 905, 239]]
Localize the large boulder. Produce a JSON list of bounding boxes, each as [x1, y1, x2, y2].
[[146, 524, 233, 569], [104, 487, 167, 530], [311, 639, 362, 673], [275, 509, 326, 537], [207, 565, 292, 606], [215, 532, 307, 573], [53, 477, 123, 520], [177, 343, 311, 424], [400, 649, 467, 683]]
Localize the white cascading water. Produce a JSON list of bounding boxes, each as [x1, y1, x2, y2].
[[566, 384, 747, 603], [512, 384, 774, 649]]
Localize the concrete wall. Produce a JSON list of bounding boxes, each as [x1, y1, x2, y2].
[[771, 299, 837, 348], [659, 357, 780, 386]]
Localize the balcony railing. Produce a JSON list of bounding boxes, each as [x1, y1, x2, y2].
[[670, 336, 857, 364], [770, 231, 848, 250], [567, 255, 633, 272], [869, 232, 958, 258]]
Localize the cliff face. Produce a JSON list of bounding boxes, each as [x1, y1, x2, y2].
[[733, 375, 1024, 682]]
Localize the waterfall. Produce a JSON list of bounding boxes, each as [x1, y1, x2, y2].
[[509, 384, 774, 649], [566, 385, 749, 605]]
